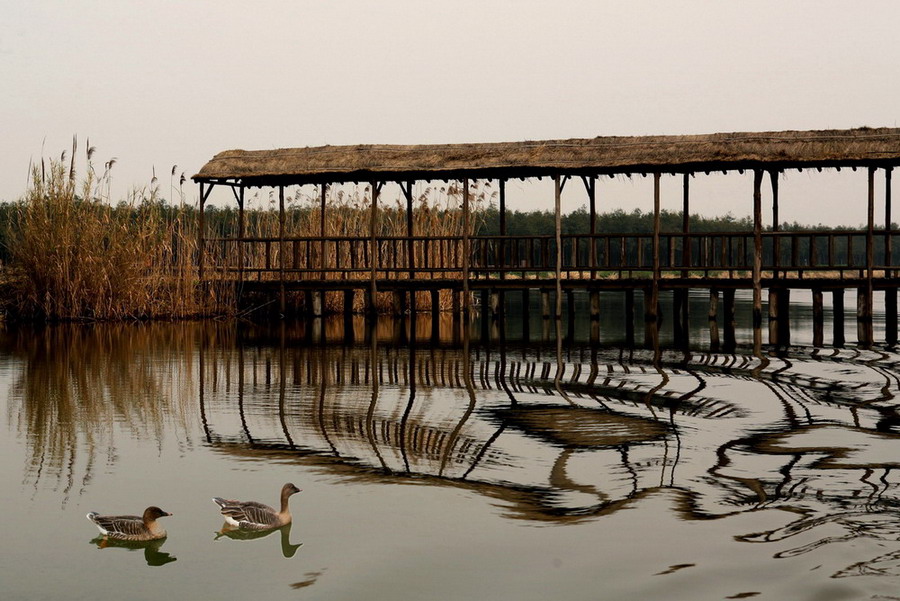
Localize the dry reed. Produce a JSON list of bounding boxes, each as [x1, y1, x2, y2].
[[3, 141, 230, 321]]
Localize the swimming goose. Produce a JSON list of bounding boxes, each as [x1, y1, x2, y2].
[[86, 506, 172, 541], [213, 483, 301, 530]]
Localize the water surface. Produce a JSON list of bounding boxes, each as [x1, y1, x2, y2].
[[3, 297, 900, 600]]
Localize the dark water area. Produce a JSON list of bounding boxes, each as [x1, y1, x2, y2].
[[3, 292, 900, 600]]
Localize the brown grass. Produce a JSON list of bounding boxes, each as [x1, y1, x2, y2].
[[3, 142, 231, 321]]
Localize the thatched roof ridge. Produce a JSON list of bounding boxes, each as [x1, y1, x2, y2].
[[194, 127, 900, 186]]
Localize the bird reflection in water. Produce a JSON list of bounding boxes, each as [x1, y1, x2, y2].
[[88, 536, 177, 567], [214, 523, 302, 559]]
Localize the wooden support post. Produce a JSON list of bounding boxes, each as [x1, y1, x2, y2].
[[709, 288, 720, 351], [812, 288, 824, 347], [651, 172, 661, 323], [771, 170, 780, 279], [752, 171, 764, 347], [590, 290, 600, 345], [320, 184, 327, 279], [278, 185, 286, 316], [723, 288, 736, 351], [238, 185, 245, 285], [833, 289, 845, 347], [554, 175, 563, 322], [462, 179, 471, 317], [867, 167, 876, 340], [682, 173, 691, 278], [584, 176, 597, 279], [887, 168, 894, 279], [368, 181, 380, 316], [403, 181, 414, 282], [197, 181, 213, 283], [499, 179, 506, 280]]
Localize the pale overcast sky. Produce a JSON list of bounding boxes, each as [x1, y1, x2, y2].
[[2, 1, 899, 225]]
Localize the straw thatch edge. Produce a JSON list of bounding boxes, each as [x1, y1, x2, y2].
[[194, 127, 900, 185]]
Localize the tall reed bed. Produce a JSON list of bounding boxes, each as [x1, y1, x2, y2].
[[3, 141, 228, 321]]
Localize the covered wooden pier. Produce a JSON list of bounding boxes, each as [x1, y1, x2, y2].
[[193, 127, 900, 346]]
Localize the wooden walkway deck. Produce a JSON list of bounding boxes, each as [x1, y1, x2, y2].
[[193, 128, 900, 346]]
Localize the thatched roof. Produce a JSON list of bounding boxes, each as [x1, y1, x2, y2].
[[193, 127, 900, 186]]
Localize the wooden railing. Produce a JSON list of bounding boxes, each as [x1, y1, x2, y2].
[[203, 229, 900, 281]]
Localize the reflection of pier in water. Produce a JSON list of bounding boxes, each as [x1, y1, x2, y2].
[[199, 331, 900, 530]]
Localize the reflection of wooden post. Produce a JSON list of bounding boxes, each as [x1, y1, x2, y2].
[[812, 288, 824, 347], [522, 288, 531, 342]]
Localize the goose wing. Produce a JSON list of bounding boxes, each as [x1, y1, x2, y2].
[[89, 514, 146, 539], [214, 499, 279, 529]]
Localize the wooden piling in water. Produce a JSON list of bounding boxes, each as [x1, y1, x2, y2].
[[518, 288, 530, 342], [812, 288, 824, 347], [723, 288, 736, 351], [673, 289, 687, 346], [858, 286, 873, 346], [624, 289, 635, 346], [431, 289, 440, 341], [590, 290, 601, 345], [709, 289, 720, 350], [833, 289, 845, 347], [887, 288, 898, 346]]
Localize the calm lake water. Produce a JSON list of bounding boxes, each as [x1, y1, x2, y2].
[[4, 290, 900, 600]]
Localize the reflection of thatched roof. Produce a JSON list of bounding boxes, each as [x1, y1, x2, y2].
[[194, 127, 900, 186], [494, 405, 668, 448]]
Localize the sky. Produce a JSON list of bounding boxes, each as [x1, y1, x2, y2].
[[2, 1, 899, 226]]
